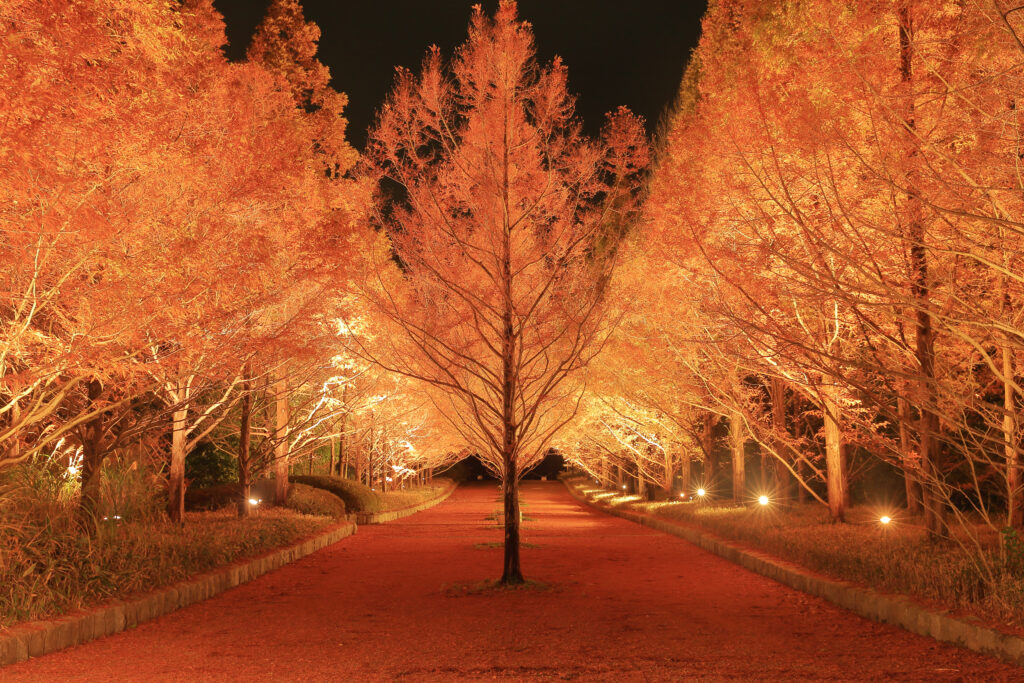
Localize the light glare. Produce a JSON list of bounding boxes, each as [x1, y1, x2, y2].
[[696, 488, 706, 497], [758, 495, 769, 506], [880, 515, 891, 525]]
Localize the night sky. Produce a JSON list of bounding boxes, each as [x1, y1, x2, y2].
[[212, 1, 707, 149]]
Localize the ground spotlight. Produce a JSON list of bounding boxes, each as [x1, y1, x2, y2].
[[879, 515, 892, 525], [758, 495, 769, 506], [696, 488, 706, 498]]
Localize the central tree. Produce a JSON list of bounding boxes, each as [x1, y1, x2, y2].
[[359, 1, 646, 583]]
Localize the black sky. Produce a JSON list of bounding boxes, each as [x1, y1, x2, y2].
[[212, 1, 707, 150]]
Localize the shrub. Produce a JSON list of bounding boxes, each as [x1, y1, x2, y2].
[[286, 483, 346, 518], [184, 442, 237, 488], [291, 475, 383, 513]]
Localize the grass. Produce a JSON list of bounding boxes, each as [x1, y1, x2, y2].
[[565, 475, 1024, 628], [0, 454, 342, 628]]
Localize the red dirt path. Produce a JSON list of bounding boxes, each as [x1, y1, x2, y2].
[[4, 482, 1021, 681]]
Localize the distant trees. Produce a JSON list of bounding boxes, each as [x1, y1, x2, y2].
[[357, 1, 647, 583]]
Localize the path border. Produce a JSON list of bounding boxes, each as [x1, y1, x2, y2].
[[355, 479, 457, 524], [0, 519, 356, 668], [563, 478, 1024, 668]]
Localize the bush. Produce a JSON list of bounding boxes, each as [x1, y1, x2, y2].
[[185, 442, 237, 488], [185, 483, 241, 512], [286, 483, 346, 518], [291, 475, 384, 513]]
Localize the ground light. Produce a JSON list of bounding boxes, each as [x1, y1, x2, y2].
[[696, 488, 706, 498], [678, 492, 686, 499], [248, 498, 261, 506], [880, 515, 892, 525], [758, 495, 769, 506]]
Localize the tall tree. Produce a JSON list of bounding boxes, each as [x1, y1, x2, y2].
[[357, 1, 647, 584]]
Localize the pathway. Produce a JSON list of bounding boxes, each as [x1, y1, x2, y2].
[[3, 482, 1019, 681]]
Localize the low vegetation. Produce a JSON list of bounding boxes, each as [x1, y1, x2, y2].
[[292, 475, 451, 514], [0, 457, 337, 628], [565, 475, 1024, 628]]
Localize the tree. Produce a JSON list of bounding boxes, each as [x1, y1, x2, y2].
[[357, 1, 647, 584]]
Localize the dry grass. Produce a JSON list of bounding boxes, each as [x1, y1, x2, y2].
[[0, 460, 331, 628]]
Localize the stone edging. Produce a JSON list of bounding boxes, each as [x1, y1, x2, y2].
[[563, 479, 1024, 668], [355, 479, 457, 524], [0, 519, 357, 668]]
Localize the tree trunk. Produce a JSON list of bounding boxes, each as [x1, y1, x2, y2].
[[273, 374, 289, 505], [898, 395, 922, 513], [78, 378, 105, 530], [168, 398, 188, 524], [238, 374, 253, 517], [770, 377, 795, 500], [702, 411, 717, 489], [1004, 344, 1021, 528], [679, 451, 691, 497], [328, 434, 336, 476], [821, 381, 846, 522], [899, 0, 946, 537], [730, 410, 745, 502]]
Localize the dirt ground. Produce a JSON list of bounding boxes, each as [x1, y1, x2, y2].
[[4, 481, 1021, 681]]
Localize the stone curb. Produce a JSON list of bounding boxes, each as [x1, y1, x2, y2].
[[0, 519, 357, 668], [355, 479, 458, 525], [563, 479, 1024, 668]]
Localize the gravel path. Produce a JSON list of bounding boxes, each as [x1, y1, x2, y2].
[[3, 481, 1020, 681]]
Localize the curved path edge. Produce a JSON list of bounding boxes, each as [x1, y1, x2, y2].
[[563, 477, 1024, 668], [355, 478, 458, 524], [0, 518, 357, 668]]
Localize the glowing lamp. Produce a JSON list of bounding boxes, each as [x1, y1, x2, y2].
[[879, 515, 892, 525], [621, 485, 627, 490], [248, 498, 260, 506], [758, 495, 769, 506], [678, 492, 686, 499], [696, 488, 706, 497]]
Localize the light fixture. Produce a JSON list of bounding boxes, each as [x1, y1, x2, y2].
[[678, 492, 686, 499], [880, 515, 891, 525], [758, 495, 769, 506], [248, 498, 260, 506], [696, 488, 706, 497]]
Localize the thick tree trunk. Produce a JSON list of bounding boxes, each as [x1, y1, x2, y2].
[[770, 377, 794, 500], [79, 378, 105, 529], [273, 374, 289, 505], [679, 451, 691, 497], [821, 381, 846, 522], [730, 410, 745, 502], [238, 375, 252, 517], [167, 399, 188, 524], [898, 395, 922, 513], [899, 0, 946, 537]]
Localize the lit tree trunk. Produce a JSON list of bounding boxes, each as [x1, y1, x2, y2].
[[238, 374, 253, 517], [702, 411, 717, 489], [730, 410, 745, 502], [273, 374, 289, 505], [168, 393, 188, 524], [898, 394, 922, 513], [770, 377, 794, 500], [328, 434, 336, 476], [899, 0, 946, 537], [821, 381, 846, 522], [679, 450, 691, 497]]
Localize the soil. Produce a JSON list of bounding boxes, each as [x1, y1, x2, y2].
[[4, 481, 1021, 681]]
